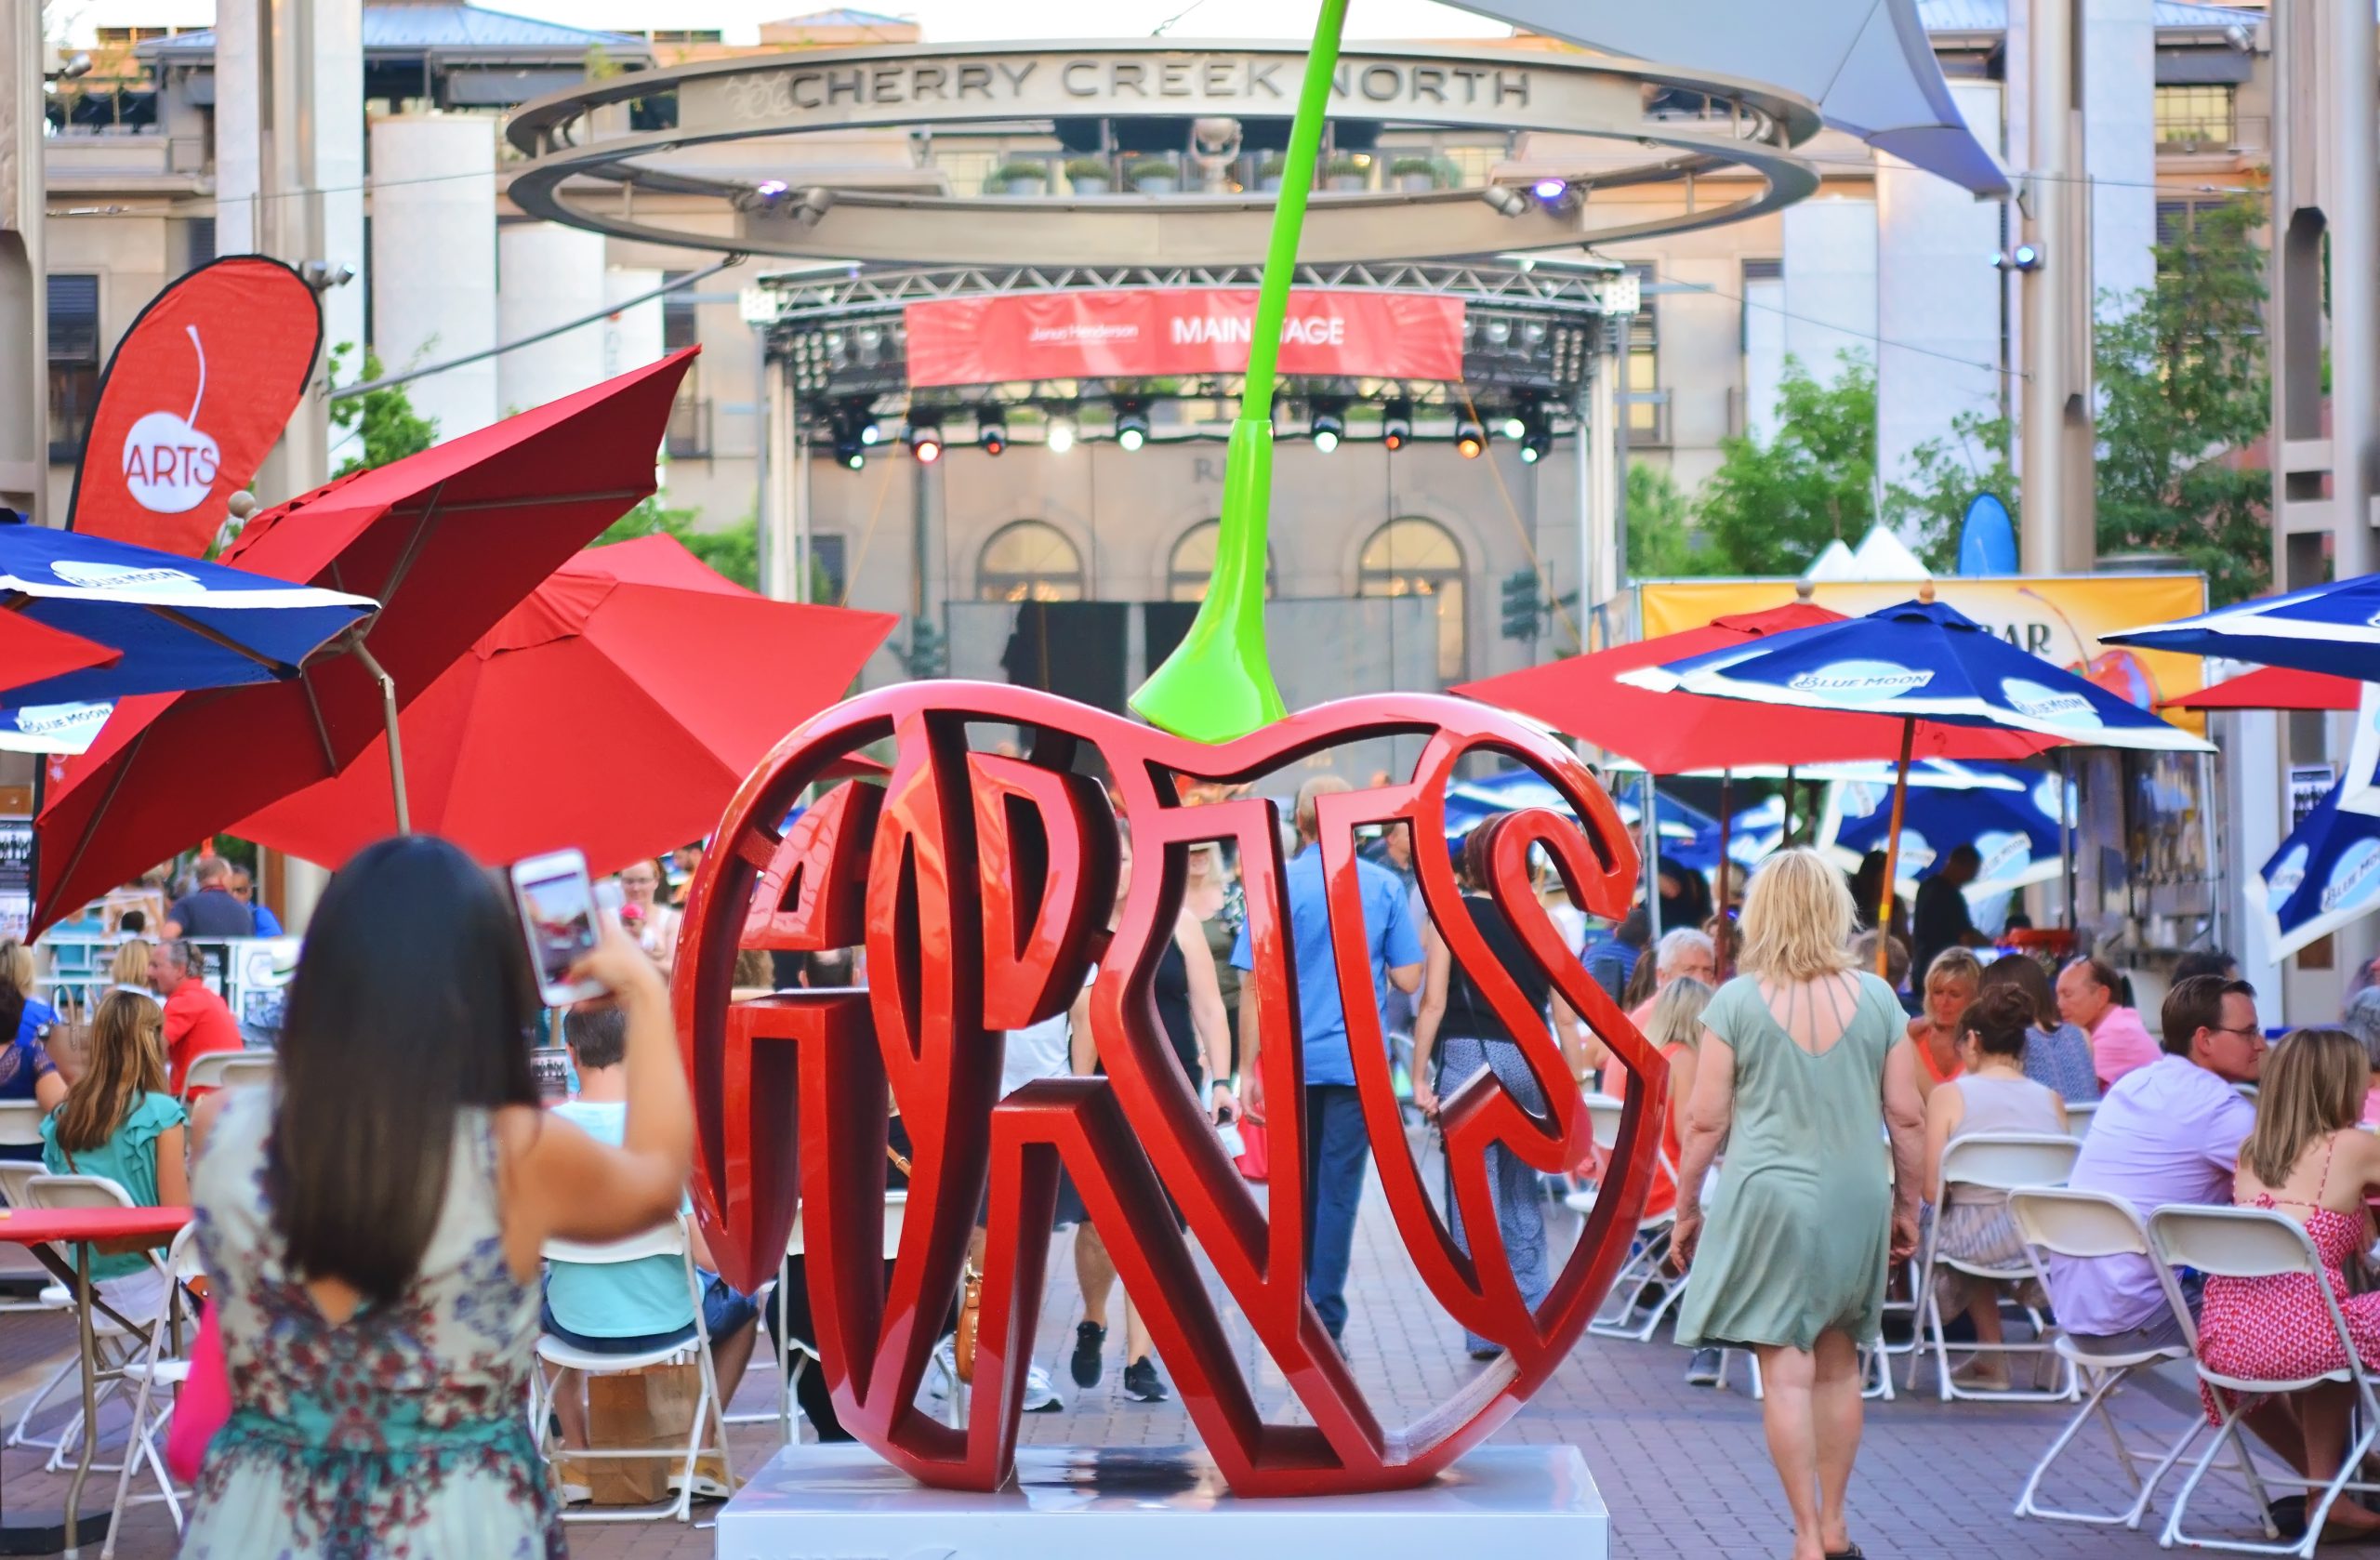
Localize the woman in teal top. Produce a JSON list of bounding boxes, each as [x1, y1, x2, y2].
[[1671, 849, 1925, 1560], [40, 988, 188, 1323]]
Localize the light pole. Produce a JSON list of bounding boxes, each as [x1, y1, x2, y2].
[[2016, 0, 2096, 575]]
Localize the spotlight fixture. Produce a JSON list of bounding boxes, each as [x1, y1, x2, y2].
[[1047, 415, 1077, 455], [1480, 184, 1529, 218], [755, 178, 790, 198], [1992, 243, 2045, 272], [828, 398, 875, 471], [1382, 398, 1412, 452], [1455, 419, 1486, 459], [1532, 176, 1569, 203], [1309, 397, 1346, 455], [1519, 423, 1553, 465], [858, 420, 883, 445], [1501, 414, 1527, 441], [1114, 401, 1150, 453], [907, 420, 945, 464], [978, 413, 1008, 456]]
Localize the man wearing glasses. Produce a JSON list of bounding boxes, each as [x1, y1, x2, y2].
[[2043, 974, 2265, 1350]]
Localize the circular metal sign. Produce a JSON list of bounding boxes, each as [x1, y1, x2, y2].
[[506, 40, 1821, 266]]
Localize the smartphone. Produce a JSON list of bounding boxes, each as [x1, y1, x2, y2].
[[508, 848, 605, 1007]]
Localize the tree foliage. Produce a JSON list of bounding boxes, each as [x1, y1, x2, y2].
[[2094, 197, 2270, 603], [1893, 409, 2016, 572], [1692, 352, 1880, 576], [327, 344, 437, 477], [597, 499, 761, 592], [1627, 461, 1717, 575]]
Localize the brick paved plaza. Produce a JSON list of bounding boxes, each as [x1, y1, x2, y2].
[[5, 1164, 2282, 1560]]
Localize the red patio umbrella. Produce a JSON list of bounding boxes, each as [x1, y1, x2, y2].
[[2158, 666, 2360, 713], [33, 350, 694, 932], [1454, 602, 2060, 772], [229, 535, 897, 874], [0, 615, 120, 702]]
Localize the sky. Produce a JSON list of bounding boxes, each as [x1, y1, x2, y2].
[[48, 0, 1514, 46]]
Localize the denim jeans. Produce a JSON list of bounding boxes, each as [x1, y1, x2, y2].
[[1302, 1083, 1371, 1340]]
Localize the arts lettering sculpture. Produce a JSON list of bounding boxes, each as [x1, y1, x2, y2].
[[677, 682, 1667, 1497]]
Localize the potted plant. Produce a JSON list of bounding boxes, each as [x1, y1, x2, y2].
[[1325, 154, 1368, 192], [1128, 157, 1178, 194], [992, 160, 1049, 195], [1255, 155, 1287, 192], [1065, 156, 1112, 195], [1390, 155, 1443, 192]]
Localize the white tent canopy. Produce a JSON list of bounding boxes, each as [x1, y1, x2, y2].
[[1445, 0, 2008, 196]]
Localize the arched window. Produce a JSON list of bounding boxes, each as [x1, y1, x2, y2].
[[1167, 520, 1277, 602], [978, 521, 1084, 602], [1357, 517, 1466, 683]]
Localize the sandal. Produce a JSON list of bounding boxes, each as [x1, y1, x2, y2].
[[1823, 1544, 1864, 1559]]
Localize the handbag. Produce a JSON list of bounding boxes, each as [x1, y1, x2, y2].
[[165, 1297, 230, 1484]]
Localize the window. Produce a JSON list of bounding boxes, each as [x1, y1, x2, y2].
[[663, 273, 707, 456], [978, 521, 1084, 602], [47, 274, 99, 463], [2154, 85, 2234, 147], [1357, 517, 1465, 683], [1623, 262, 1659, 438], [1167, 521, 1276, 602], [808, 534, 847, 604]]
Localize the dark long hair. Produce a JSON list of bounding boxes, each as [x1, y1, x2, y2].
[[269, 837, 538, 1305]]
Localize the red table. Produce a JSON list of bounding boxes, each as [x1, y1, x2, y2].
[[0, 1206, 191, 1555]]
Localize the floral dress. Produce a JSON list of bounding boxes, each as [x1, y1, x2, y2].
[[2196, 1132, 2380, 1425], [178, 1089, 563, 1559]]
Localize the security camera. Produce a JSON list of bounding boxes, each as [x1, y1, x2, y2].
[[298, 258, 356, 290], [1481, 184, 1529, 218]]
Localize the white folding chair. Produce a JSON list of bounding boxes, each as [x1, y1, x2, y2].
[[2008, 1188, 2208, 1530], [2149, 1206, 2380, 1557], [736, 1190, 907, 1444], [177, 1050, 270, 1100], [0, 1104, 71, 1314], [100, 1223, 201, 1559], [530, 1215, 731, 1524], [0, 1157, 78, 1451], [1913, 1131, 2080, 1401], [1577, 1094, 1684, 1342], [2064, 1100, 2097, 1140], [21, 1173, 169, 1476]]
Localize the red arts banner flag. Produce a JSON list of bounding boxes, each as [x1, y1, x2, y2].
[[903, 288, 1465, 387], [66, 256, 323, 557]]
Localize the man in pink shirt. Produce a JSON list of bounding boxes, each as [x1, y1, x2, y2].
[[2057, 956, 2161, 1087]]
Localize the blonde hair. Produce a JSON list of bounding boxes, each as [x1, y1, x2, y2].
[[0, 940, 33, 998], [2240, 1027, 2369, 1188], [1646, 976, 1713, 1052], [1924, 945, 1986, 994], [108, 940, 150, 988], [1738, 848, 1856, 982]]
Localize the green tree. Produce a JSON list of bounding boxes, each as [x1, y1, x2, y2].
[[1891, 409, 2016, 572], [327, 344, 438, 477], [2094, 197, 2270, 604], [1625, 460, 1713, 575], [1694, 351, 1879, 575]]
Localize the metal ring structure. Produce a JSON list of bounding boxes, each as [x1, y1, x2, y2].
[[675, 681, 1669, 1497], [506, 39, 1823, 265]]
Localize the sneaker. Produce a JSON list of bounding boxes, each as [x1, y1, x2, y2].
[[1121, 1356, 1170, 1403], [1684, 1347, 1724, 1387], [1071, 1321, 1106, 1388], [1022, 1364, 1064, 1413]]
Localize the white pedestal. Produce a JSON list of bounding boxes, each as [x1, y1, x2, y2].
[[714, 1443, 1608, 1560]]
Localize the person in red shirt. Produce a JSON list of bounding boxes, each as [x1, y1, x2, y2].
[[151, 939, 243, 1094]]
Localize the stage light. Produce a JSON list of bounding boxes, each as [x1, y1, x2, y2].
[[907, 421, 944, 464], [1501, 415, 1527, 441], [1382, 398, 1412, 452], [1048, 416, 1077, 454], [756, 179, 789, 198], [859, 421, 882, 445], [978, 414, 1008, 456], [1114, 402, 1150, 452], [1309, 397, 1345, 454], [1532, 177, 1569, 202], [1480, 184, 1528, 218], [1521, 430, 1552, 463], [1455, 420, 1486, 459], [1993, 244, 2045, 272]]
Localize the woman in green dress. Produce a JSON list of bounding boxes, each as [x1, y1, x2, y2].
[[1672, 848, 1925, 1560]]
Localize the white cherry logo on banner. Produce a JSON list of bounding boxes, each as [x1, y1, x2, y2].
[[121, 325, 220, 514]]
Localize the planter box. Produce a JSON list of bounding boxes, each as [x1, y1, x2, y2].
[[1133, 176, 1179, 194], [999, 178, 1049, 196], [1327, 175, 1367, 192], [1258, 176, 1284, 192], [1072, 177, 1110, 195], [1398, 173, 1437, 192]]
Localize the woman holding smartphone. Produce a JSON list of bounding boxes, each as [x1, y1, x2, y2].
[[178, 836, 694, 1558]]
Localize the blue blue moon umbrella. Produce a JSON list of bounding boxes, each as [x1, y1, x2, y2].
[[1823, 763, 2072, 898], [2104, 574, 2380, 681], [1623, 597, 2211, 753], [2256, 773, 2380, 960], [0, 523, 376, 708]]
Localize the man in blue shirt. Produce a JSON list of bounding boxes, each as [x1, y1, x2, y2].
[[1232, 775, 1423, 1350]]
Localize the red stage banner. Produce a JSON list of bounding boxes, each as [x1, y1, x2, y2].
[[66, 256, 323, 557], [903, 288, 1465, 386]]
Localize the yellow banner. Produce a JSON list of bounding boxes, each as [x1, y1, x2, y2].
[[1635, 574, 2211, 730]]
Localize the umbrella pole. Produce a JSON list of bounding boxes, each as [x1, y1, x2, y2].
[[349, 641, 412, 836], [1716, 769, 1732, 980], [1878, 717, 1915, 979], [2059, 747, 2077, 934], [1783, 766, 1798, 846], [1642, 772, 1662, 943]]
